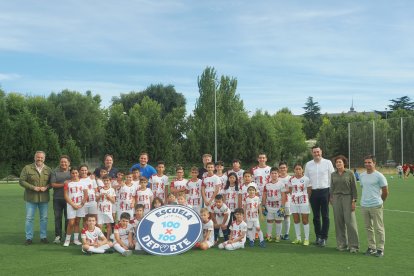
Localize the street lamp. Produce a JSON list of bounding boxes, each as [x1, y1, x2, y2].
[[212, 78, 218, 163], [385, 108, 388, 120]]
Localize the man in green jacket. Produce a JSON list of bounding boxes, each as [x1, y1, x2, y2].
[[19, 151, 52, 245]]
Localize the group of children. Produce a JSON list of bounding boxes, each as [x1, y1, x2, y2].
[[63, 158, 313, 255]]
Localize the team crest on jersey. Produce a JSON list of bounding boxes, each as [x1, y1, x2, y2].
[[137, 205, 202, 256]]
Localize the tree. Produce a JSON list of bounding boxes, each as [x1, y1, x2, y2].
[[302, 96, 322, 139], [388, 96, 414, 111]]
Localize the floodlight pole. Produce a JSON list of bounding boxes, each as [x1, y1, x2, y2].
[[214, 80, 217, 163]]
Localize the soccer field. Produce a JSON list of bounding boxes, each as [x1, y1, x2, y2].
[[1, 177, 414, 276]]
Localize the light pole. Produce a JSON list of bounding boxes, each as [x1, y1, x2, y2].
[[385, 108, 388, 120], [213, 78, 218, 163]]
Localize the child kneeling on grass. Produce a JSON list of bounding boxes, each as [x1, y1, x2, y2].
[[81, 214, 113, 254], [218, 208, 247, 250]]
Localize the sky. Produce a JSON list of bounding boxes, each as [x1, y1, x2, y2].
[[1, 0, 413, 115]]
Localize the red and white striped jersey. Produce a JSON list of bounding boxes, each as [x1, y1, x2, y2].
[[150, 174, 168, 200], [114, 223, 133, 244], [81, 226, 105, 245], [136, 188, 153, 214], [230, 220, 247, 243], [98, 187, 115, 214], [223, 186, 239, 212], [245, 196, 260, 221], [289, 176, 311, 205], [251, 165, 271, 197], [263, 181, 286, 211], [64, 180, 86, 204], [202, 174, 222, 203], [186, 179, 202, 207]]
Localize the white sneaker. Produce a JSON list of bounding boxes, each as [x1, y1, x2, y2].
[[122, 250, 132, 257], [53, 236, 61, 244], [73, 240, 82, 245], [63, 240, 70, 247]]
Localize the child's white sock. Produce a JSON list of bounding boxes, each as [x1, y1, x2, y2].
[[248, 229, 254, 241], [73, 233, 79, 241], [65, 234, 71, 242], [258, 230, 264, 242], [114, 243, 126, 254], [275, 222, 282, 237], [283, 216, 290, 235], [266, 223, 273, 237], [294, 223, 301, 240], [304, 224, 310, 240]]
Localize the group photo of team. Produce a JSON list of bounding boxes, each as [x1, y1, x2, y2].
[[20, 147, 388, 258]]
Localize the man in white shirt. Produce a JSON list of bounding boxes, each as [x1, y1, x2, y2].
[[304, 146, 334, 247]]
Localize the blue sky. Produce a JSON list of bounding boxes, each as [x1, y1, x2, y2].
[[1, 0, 413, 115]]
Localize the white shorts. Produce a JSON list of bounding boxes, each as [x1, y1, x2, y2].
[[266, 211, 284, 221], [98, 212, 114, 224], [247, 219, 260, 229], [67, 204, 86, 219], [218, 241, 244, 250], [84, 202, 98, 215], [290, 204, 310, 214], [284, 206, 291, 216]]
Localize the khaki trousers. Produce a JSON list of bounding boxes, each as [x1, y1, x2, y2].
[[332, 194, 359, 249], [361, 205, 385, 251]]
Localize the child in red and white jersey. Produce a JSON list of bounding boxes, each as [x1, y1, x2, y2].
[[238, 171, 257, 209], [117, 172, 137, 220], [81, 215, 113, 254], [251, 153, 271, 200], [278, 161, 292, 240], [218, 208, 248, 250], [130, 204, 145, 251], [150, 161, 168, 203], [79, 165, 98, 219], [196, 208, 215, 250], [135, 176, 153, 214], [244, 184, 265, 248], [215, 161, 227, 194], [97, 176, 116, 240], [170, 166, 187, 196], [227, 159, 244, 190], [201, 162, 222, 207], [113, 212, 133, 256], [186, 167, 202, 214], [210, 194, 231, 242]]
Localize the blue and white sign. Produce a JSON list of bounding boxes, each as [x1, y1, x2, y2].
[[137, 205, 202, 256]]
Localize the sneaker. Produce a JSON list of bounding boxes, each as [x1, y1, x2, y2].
[[25, 239, 33, 246], [303, 240, 310, 246], [314, 237, 321, 245], [291, 239, 302, 245], [40, 238, 49, 244], [249, 240, 255, 247], [104, 248, 115, 254], [259, 240, 266, 248], [63, 240, 70, 247], [274, 236, 281, 243], [122, 250, 133, 257], [266, 236, 273, 242], [337, 246, 348, 252], [375, 250, 384, 257], [73, 240, 82, 246], [350, 248, 359, 253], [53, 236, 61, 244], [281, 234, 289, 240], [364, 248, 376, 256], [82, 249, 92, 256], [319, 239, 326, 247]]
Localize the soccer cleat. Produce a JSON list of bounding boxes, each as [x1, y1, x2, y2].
[[364, 248, 376, 256], [291, 239, 302, 245], [281, 234, 289, 240], [40, 238, 49, 244], [303, 240, 310, 246], [319, 239, 326, 247], [63, 240, 70, 247], [266, 236, 273, 242], [249, 240, 255, 247], [375, 250, 384, 257], [73, 240, 82, 246], [259, 240, 266, 248], [274, 236, 281, 243], [25, 239, 33, 246], [53, 236, 61, 244], [82, 249, 92, 256], [104, 248, 115, 254], [350, 248, 359, 253], [122, 250, 133, 257]]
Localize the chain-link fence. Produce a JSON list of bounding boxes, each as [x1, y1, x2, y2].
[[348, 117, 414, 169]]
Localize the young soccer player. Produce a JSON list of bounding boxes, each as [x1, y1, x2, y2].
[[251, 153, 271, 200], [63, 168, 88, 247], [289, 163, 312, 246], [131, 168, 140, 188], [79, 165, 98, 221], [215, 161, 227, 194], [245, 184, 265, 247], [130, 204, 145, 252], [150, 161, 169, 203], [113, 212, 134, 256], [262, 167, 286, 242], [117, 172, 137, 221], [218, 208, 248, 250], [186, 166, 202, 214], [167, 193, 177, 205], [196, 208, 215, 250], [238, 171, 257, 209], [201, 162, 222, 207], [227, 159, 245, 189], [170, 166, 187, 196], [97, 175, 116, 240], [136, 176, 154, 214], [95, 168, 108, 191], [81, 214, 113, 254], [278, 161, 291, 240], [177, 191, 192, 208], [112, 171, 124, 223], [210, 194, 231, 242], [151, 197, 164, 209]]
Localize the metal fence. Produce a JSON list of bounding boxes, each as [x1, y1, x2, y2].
[[348, 116, 414, 168]]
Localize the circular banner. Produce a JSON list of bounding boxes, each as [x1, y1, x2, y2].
[[137, 205, 202, 256]]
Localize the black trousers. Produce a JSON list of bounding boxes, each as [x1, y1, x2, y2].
[[53, 198, 68, 238], [309, 188, 330, 240]]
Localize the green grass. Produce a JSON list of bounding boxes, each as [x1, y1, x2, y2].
[[1, 176, 414, 275]]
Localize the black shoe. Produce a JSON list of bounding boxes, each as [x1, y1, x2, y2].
[[40, 238, 49, 244], [104, 248, 115, 254], [314, 237, 321, 245], [25, 239, 33, 246], [319, 239, 326, 247], [375, 250, 384, 257], [364, 248, 376, 256]]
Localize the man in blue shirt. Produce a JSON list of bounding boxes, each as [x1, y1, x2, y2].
[[360, 155, 388, 258], [130, 152, 156, 187]]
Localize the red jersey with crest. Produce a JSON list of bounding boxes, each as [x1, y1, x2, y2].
[[81, 226, 105, 245], [230, 220, 248, 243], [186, 179, 202, 207], [263, 181, 286, 211], [223, 186, 239, 212], [245, 196, 260, 222], [150, 174, 168, 200], [170, 178, 187, 193], [289, 176, 311, 205], [202, 174, 222, 203], [98, 187, 115, 214], [251, 165, 271, 198], [64, 180, 86, 204], [136, 188, 153, 214], [227, 169, 245, 189], [117, 183, 137, 213], [80, 177, 97, 204], [238, 182, 258, 209], [114, 223, 133, 244]]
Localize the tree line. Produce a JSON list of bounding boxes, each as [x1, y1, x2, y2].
[[1, 67, 413, 177]]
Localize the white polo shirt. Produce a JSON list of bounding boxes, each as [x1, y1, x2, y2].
[[304, 158, 334, 190]]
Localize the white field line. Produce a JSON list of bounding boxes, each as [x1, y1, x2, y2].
[[383, 208, 414, 214]]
